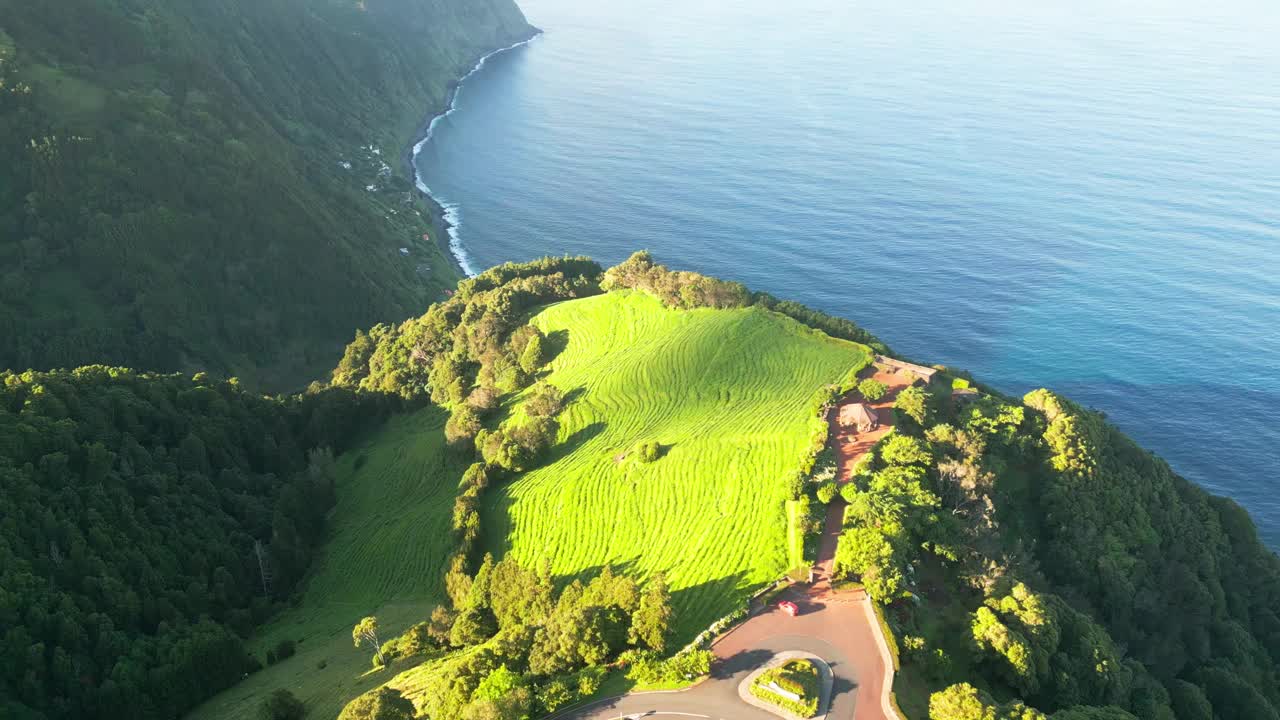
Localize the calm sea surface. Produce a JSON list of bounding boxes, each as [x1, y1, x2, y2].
[[414, 0, 1280, 546]]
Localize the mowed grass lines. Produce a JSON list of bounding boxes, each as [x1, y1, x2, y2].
[[187, 408, 465, 720], [484, 291, 869, 640]]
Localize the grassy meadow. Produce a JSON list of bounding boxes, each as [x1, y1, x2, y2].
[[187, 409, 465, 720], [483, 291, 870, 640]]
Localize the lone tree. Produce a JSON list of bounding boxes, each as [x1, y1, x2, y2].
[[629, 573, 674, 652], [857, 378, 887, 402], [352, 616, 386, 667]]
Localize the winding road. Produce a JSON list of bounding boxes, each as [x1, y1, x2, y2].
[[556, 582, 897, 720]]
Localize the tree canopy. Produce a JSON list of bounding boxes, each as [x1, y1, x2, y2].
[[0, 367, 395, 720]]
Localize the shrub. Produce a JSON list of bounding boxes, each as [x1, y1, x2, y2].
[[260, 689, 306, 720], [271, 640, 295, 662], [622, 648, 714, 686], [337, 687, 414, 720], [750, 659, 820, 717], [577, 665, 607, 696], [816, 481, 838, 504], [879, 434, 931, 467], [535, 677, 575, 714], [857, 378, 887, 402], [445, 405, 483, 446], [524, 382, 565, 418], [633, 439, 661, 463]]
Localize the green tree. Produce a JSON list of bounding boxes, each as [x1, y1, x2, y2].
[[832, 526, 903, 602], [894, 385, 932, 427], [353, 617, 386, 667], [446, 405, 484, 446], [880, 433, 932, 466], [629, 573, 674, 652], [451, 606, 498, 647], [520, 332, 547, 374], [524, 382, 565, 417], [929, 683, 1048, 720], [472, 665, 525, 703], [1166, 680, 1212, 720], [858, 378, 887, 401], [428, 605, 456, 647], [337, 687, 415, 720]]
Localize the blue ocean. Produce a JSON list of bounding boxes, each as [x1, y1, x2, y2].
[[413, 0, 1280, 546]]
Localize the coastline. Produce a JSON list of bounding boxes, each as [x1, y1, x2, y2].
[[401, 28, 542, 278]]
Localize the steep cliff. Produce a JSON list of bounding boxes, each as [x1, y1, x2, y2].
[[0, 0, 535, 387]]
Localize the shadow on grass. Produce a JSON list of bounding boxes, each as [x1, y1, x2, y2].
[[543, 328, 570, 364]]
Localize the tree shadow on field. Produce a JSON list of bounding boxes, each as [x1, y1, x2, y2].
[[543, 329, 570, 364], [481, 422, 606, 557], [551, 421, 605, 462], [560, 385, 586, 407]]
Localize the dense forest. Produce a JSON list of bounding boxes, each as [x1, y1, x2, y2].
[[825, 371, 1280, 718], [0, 367, 403, 720], [0, 0, 534, 387]]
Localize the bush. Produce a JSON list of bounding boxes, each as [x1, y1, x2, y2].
[[273, 640, 296, 663], [633, 439, 661, 463], [445, 405, 483, 446], [816, 482, 838, 504], [622, 648, 714, 686], [338, 687, 414, 720], [577, 665, 607, 696], [750, 659, 820, 717], [857, 378, 887, 402], [260, 689, 306, 720], [535, 677, 575, 714]]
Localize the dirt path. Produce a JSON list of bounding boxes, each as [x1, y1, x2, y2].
[[815, 365, 913, 582], [825, 366, 911, 486]]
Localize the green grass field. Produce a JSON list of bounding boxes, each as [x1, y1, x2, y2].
[[483, 291, 869, 640], [187, 409, 464, 720]]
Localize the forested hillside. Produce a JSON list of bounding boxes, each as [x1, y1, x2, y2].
[[825, 374, 1280, 717], [0, 0, 534, 387], [0, 368, 403, 720]]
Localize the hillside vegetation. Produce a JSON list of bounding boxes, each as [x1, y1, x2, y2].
[[0, 368, 399, 720], [825, 376, 1280, 718], [486, 291, 870, 637], [187, 409, 466, 720], [6, 252, 1279, 720], [0, 0, 533, 386]]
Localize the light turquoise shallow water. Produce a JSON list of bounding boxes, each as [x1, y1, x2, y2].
[[413, 0, 1280, 545]]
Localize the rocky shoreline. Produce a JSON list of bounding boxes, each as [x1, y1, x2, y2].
[[400, 28, 542, 278]]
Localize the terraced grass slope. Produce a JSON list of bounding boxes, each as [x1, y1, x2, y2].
[[187, 409, 465, 720], [484, 291, 870, 639]]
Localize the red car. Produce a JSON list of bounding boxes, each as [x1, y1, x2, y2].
[[778, 600, 799, 617]]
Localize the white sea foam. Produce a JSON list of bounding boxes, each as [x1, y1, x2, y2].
[[412, 34, 540, 278]]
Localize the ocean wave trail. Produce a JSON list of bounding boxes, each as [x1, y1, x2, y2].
[[412, 34, 540, 278]]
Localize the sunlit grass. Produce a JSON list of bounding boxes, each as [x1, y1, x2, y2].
[[485, 291, 869, 641]]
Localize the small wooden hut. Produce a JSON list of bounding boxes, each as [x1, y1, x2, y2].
[[839, 402, 879, 433]]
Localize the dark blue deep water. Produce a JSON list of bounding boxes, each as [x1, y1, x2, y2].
[[414, 0, 1280, 546]]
